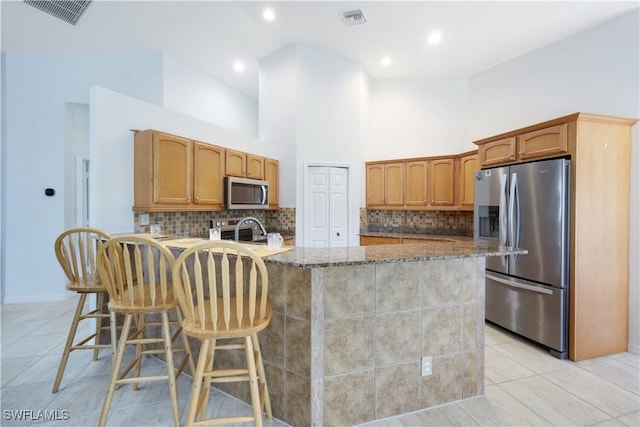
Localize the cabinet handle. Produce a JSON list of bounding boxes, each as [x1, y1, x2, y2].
[[195, 196, 200, 201], [510, 153, 515, 159], [519, 151, 525, 155], [187, 195, 191, 201]]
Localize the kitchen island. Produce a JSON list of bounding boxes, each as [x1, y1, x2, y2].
[[206, 240, 524, 426]]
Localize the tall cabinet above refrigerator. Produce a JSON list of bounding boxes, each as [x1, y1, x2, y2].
[[473, 113, 637, 361]]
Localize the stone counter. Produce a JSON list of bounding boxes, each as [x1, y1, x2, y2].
[[235, 241, 525, 426]]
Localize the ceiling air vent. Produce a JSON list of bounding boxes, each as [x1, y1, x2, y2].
[[24, 0, 92, 25], [342, 9, 367, 26]]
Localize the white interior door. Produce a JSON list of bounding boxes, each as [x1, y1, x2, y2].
[[329, 168, 347, 247], [304, 166, 348, 248]]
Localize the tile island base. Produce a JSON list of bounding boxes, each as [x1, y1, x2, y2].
[[206, 240, 525, 426]]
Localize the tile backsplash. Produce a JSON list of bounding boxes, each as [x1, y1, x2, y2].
[[132, 207, 472, 238], [362, 208, 473, 236], [133, 207, 296, 237]]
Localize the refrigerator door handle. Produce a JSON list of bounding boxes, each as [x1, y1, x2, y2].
[[499, 173, 508, 266], [510, 172, 520, 265], [486, 274, 553, 295]]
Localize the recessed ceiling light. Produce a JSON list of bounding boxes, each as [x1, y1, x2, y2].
[[381, 57, 391, 66], [263, 8, 275, 21], [427, 31, 442, 45], [233, 61, 245, 73]]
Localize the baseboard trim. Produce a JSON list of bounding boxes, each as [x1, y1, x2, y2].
[[2, 293, 70, 305], [628, 342, 640, 355]]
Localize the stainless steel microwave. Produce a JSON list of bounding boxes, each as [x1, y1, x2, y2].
[[225, 176, 269, 210]]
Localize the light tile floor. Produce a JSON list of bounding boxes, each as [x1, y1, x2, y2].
[[1, 296, 638, 426]]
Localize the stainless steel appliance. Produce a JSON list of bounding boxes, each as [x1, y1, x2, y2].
[[474, 157, 570, 358], [225, 177, 269, 210], [210, 217, 267, 243]]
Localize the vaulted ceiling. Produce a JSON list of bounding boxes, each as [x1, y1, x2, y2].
[[2, 1, 638, 99]]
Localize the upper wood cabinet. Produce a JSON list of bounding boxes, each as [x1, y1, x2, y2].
[[264, 157, 279, 210], [429, 159, 455, 206], [517, 124, 568, 161], [193, 142, 224, 206], [226, 149, 264, 179], [366, 164, 384, 206], [133, 130, 225, 212], [405, 161, 428, 206], [459, 152, 478, 208], [478, 137, 516, 166], [477, 124, 568, 167], [384, 163, 404, 206], [150, 132, 192, 205], [366, 163, 404, 207]]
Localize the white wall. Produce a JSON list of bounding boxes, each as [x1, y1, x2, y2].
[[468, 10, 640, 353], [369, 77, 471, 160], [90, 86, 263, 234], [258, 44, 370, 246], [1, 51, 260, 303], [163, 55, 258, 138], [258, 45, 299, 208], [1, 52, 164, 303]]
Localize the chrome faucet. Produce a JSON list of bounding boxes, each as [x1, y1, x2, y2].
[[235, 216, 267, 241]]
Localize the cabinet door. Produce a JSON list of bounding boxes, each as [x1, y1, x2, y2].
[[360, 236, 400, 246], [405, 161, 428, 206], [517, 124, 568, 161], [459, 154, 478, 207], [247, 154, 264, 179], [193, 142, 224, 207], [366, 164, 385, 207], [479, 137, 516, 167], [429, 159, 455, 206], [153, 132, 192, 204], [225, 149, 246, 177], [384, 163, 404, 206], [264, 158, 279, 209]]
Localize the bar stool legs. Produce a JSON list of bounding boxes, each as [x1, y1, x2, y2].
[[98, 310, 191, 427], [52, 292, 111, 393]]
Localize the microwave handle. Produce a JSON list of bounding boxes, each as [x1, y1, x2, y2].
[[261, 185, 267, 205]]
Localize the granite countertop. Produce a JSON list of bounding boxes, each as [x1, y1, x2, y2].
[[264, 240, 526, 268], [359, 230, 473, 242]]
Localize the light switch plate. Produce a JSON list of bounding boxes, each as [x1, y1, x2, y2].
[[139, 213, 150, 226]]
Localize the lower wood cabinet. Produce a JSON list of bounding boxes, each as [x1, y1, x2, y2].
[[360, 236, 401, 246]]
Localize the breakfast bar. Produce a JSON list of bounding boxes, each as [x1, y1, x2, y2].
[[178, 239, 525, 426]]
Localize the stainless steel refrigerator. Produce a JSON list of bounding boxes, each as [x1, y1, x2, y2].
[[474, 157, 570, 358]]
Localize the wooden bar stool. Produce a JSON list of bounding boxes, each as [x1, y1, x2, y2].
[[96, 235, 195, 427], [172, 241, 272, 427], [52, 227, 113, 393]]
